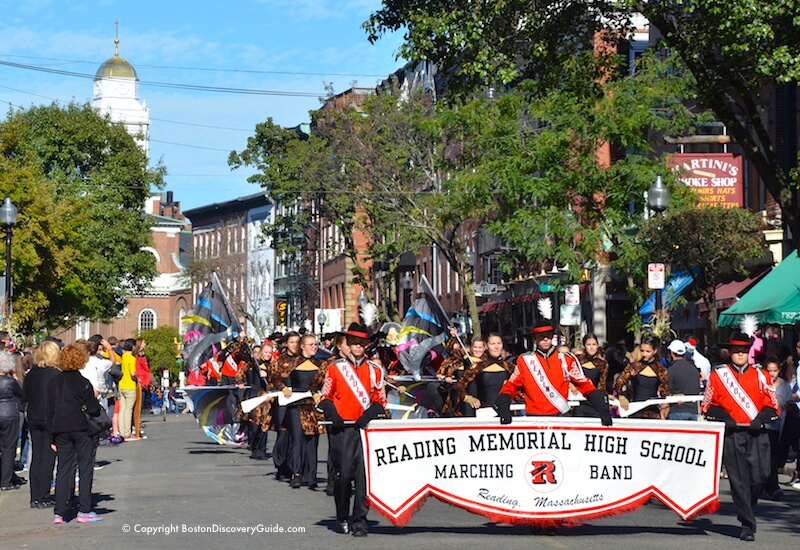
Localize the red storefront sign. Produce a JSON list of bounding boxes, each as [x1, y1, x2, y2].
[[669, 153, 743, 209]]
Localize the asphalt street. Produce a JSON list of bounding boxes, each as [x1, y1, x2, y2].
[[1, 413, 798, 550]]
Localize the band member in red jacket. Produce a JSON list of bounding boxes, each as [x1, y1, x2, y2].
[[317, 323, 387, 537], [495, 320, 611, 425], [702, 332, 779, 542]]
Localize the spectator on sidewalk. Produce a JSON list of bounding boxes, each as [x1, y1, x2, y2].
[[118, 339, 138, 440], [666, 340, 701, 421], [46, 344, 104, 524], [0, 352, 25, 491], [23, 342, 61, 507]]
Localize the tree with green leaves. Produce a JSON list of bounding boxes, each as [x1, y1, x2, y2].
[[0, 101, 164, 332], [365, 0, 800, 250], [441, 54, 700, 286], [138, 325, 182, 381], [640, 206, 767, 343], [231, 89, 496, 333]]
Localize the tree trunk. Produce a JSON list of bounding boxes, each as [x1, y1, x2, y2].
[[702, 287, 720, 346]]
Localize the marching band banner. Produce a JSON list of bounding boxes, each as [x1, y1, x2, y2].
[[363, 417, 724, 527]]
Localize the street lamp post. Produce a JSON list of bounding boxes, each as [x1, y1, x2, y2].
[[317, 311, 327, 337], [648, 176, 670, 314], [0, 197, 18, 317], [401, 272, 414, 316]]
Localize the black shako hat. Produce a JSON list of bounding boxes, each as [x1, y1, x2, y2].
[[720, 331, 754, 349], [344, 322, 371, 345], [532, 319, 555, 334]]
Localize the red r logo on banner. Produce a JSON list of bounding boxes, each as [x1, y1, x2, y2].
[[529, 461, 557, 484]]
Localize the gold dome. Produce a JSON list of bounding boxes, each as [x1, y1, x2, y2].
[[95, 54, 138, 79]]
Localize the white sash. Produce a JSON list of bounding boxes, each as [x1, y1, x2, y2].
[[718, 366, 758, 421], [522, 353, 570, 413], [339, 361, 371, 411]]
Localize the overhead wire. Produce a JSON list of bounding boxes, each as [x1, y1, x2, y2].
[[0, 59, 326, 97], [0, 53, 388, 78]]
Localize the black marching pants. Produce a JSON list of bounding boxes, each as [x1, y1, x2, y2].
[[286, 406, 319, 484], [723, 429, 770, 531], [329, 426, 368, 530], [272, 403, 290, 476]]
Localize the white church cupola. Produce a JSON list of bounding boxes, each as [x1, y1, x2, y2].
[[93, 21, 151, 157]]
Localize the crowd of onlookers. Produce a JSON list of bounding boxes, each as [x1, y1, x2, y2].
[[0, 331, 165, 524]]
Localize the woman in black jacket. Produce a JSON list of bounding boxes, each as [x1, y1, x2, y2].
[[0, 352, 25, 490], [46, 344, 103, 524], [23, 341, 61, 507]]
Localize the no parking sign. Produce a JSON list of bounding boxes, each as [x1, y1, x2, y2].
[[648, 263, 665, 290]]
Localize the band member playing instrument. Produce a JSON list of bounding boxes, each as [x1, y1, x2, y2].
[[702, 332, 779, 542], [317, 323, 387, 537]]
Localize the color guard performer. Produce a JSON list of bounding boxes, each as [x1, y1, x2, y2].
[[702, 332, 779, 542], [317, 323, 387, 537], [452, 332, 514, 416], [270, 332, 302, 481], [271, 334, 325, 489], [495, 320, 611, 425]]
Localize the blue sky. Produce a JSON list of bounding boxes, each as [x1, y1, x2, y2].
[[0, 0, 403, 211]]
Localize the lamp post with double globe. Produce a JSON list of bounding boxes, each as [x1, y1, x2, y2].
[[0, 197, 18, 317], [647, 176, 670, 314]]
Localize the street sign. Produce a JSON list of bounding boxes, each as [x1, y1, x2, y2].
[[473, 283, 497, 295], [560, 304, 581, 326], [564, 284, 580, 306], [648, 263, 665, 290]]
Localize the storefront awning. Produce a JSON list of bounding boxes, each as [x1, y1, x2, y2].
[[639, 270, 696, 316], [695, 271, 768, 313], [478, 301, 506, 313], [719, 250, 800, 326]]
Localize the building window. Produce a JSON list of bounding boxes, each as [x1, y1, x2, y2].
[[179, 308, 187, 335], [139, 309, 156, 331]]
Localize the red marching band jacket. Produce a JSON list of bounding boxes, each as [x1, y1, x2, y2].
[[320, 356, 387, 421], [499, 349, 597, 415], [701, 364, 779, 424]]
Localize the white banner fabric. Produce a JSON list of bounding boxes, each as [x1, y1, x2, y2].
[[363, 416, 724, 527]]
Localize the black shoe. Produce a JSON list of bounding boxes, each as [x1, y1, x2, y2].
[[12, 476, 27, 485], [786, 472, 800, 486], [740, 528, 755, 541], [0, 485, 20, 491], [31, 500, 55, 509], [308, 483, 318, 490], [352, 528, 368, 537], [325, 484, 335, 496], [290, 475, 301, 489], [337, 520, 350, 534]]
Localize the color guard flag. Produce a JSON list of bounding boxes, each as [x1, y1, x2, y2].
[[397, 275, 452, 380], [182, 272, 243, 372]]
